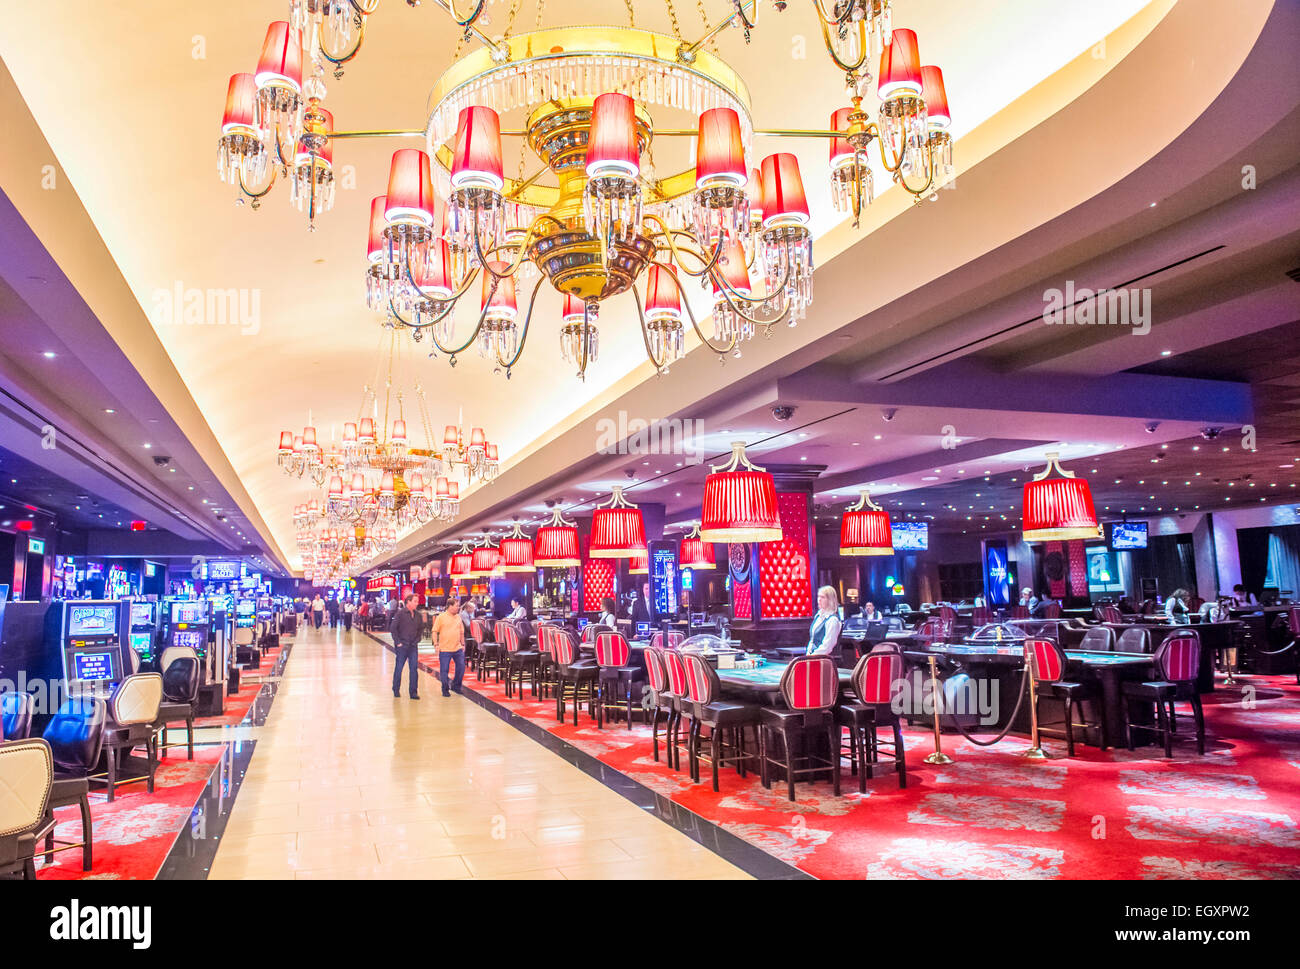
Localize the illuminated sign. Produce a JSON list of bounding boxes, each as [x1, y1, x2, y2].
[[366, 575, 397, 591], [28, 538, 45, 554], [207, 561, 240, 581]]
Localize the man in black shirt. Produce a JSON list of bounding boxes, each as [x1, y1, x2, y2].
[[631, 581, 654, 625], [389, 593, 423, 699]]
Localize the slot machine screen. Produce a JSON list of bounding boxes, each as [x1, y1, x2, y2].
[[129, 631, 152, 654], [236, 600, 255, 617], [577, 618, 589, 630], [172, 601, 207, 624], [67, 604, 117, 636], [172, 630, 206, 650], [130, 602, 154, 626], [71, 648, 120, 685]]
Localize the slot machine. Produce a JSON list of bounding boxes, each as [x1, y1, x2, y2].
[[167, 598, 210, 665], [235, 598, 256, 628], [124, 599, 158, 664], [47, 599, 126, 698]]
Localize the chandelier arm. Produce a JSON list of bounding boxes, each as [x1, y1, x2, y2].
[[678, 0, 758, 59], [892, 138, 938, 197], [402, 256, 480, 307], [495, 275, 544, 371], [237, 162, 277, 202], [427, 0, 505, 54], [424, 295, 493, 357], [444, 0, 487, 27], [642, 214, 725, 278], [471, 213, 548, 281], [816, 16, 870, 73], [708, 248, 794, 313], [652, 262, 738, 357], [630, 286, 671, 374], [316, 17, 368, 66], [350, 0, 381, 14], [713, 278, 791, 332]]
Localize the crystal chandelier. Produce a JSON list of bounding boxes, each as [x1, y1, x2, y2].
[[217, 3, 954, 377]]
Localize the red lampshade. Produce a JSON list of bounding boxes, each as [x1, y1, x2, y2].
[[586, 93, 639, 180], [390, 419, 407, 443], [435, 477, 450, 498], [385, 149, 435, 226], [358, 418, 376, 442], [712, 234, 752, 299], [829, 107, 858, 170], [878, 27, 922, 100], [840, 493, 894, 556], [747, 167, 764, 221], [469, 544, 501, 576], [499, 532, 535, 572], [590, 508, 647, 558], [481, 262, 517, 320], [562, 292, 586, 326], [921, 65, 951, 129], [327, 474, 344, 497], [451, 106, 504, 191], [679, 527, 717, 570], [759, 153, 810, 228], [366, 196, 388, 263], [443, 425, 459, 446], [277, 430, 294, 453], [700, 442, 782, 543], [645, 264, 683, 322], [449, 551, 473, 578], [342, 422, 358, 444], [469, 427, 486, 448], [407, 470, 424, 491], [301, 426, 318, 450], [221, 73, 257, 133], [1022, 456, 1101, 541], [446, 480, 460, 500], [534, 516, 581, 567], [420, 240, 453, 299], [695, 107, 746, 190], [628, 550, 649, 575], [485, 443, 498, 462], [295, 108, 332, 167], [379, 471, 395, 496], [255, 21, 303, 92], [348, 472, 366, 497]]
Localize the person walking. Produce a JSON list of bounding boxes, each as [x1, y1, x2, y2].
[[343, 598, 355, 631], [327, 595, 339, 628], [389, 592, 423, 699], [432, 598, 466, 697], [312, 594, 325, 629]]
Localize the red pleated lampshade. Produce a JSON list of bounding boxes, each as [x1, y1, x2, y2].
[[679, 533, 717, 570], [481, 262, 517, 320], [695, 107, 746, 190], [829, 107, 857, 170], [840, 507, 894, 556], [385, 149, 435, 226], [921, 65, 951, 128], [499, 535, 535, 572], [1022, 475, 1100, 542], [451, 106, 504, 191], [449, 552, 473, 578], [256, 21, 303, 91], [222, 73, 258, 132], [759, 153, 810, 228], [628, 550, 649, 575], [589, 507, 647, 558], [644, 264, 683, 322], [878, 28, 922, 99], [586, 93, 640, 180], [469, 545, 501, 576], [534, 522, 580, 567], [700, 468, 781, 543]]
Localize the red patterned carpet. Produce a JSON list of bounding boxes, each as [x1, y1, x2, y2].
[[426, 646, 1300, 879], [35, 643, 285, 881]]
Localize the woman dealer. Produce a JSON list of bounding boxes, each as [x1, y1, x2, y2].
[[806, 586, 844, 656]]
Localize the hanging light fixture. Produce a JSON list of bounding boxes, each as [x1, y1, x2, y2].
[[628, 549, 650, 575], [534, 508, 581, 568], [839, 490, 894, 555], [589, 486, 648, 558], [1022, 452, 1102, 542], [700, 441, 782, 543], [679, 524, 717, 571], [498, 523, 535, 572], [448, 542, 475, 580]]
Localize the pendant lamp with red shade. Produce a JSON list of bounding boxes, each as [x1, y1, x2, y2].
[[700, 441, 782, 543], [679, 523, 717, 570], [1022, 452, 1102, 542], [839, 490, 894, 556], [534, 508, 581, 568], [589, 486, 648, 558], [498, 523, 535, 572]]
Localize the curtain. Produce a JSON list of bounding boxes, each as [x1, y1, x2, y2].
[[1237, 527, 1271, 597], [1267, 527, 1300, 597]]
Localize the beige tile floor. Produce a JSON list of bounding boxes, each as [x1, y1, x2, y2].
[[209, 624, 749, 880]]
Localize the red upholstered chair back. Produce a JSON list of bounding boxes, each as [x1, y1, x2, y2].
[[470, 619, 489, 643], [594, 632, 630, 667], [852, 652, 902, 705], [1157, 630, 1200, 683], [683, 653, 718, 705], [650, 630, 684, 650], [916, 618, 946, 641], [551, 628, 578, 665], [662, 649, 689, 697], [1043, 602, 1062, 619], [1188, 596, 1204, 612], [644, 646, 669, 693], [1289, 605, 1300, 641], [582, 623, 612, 644], [1027, 638, 1067, 683], [972, 606, 991, 626], [1102, 605, 1124, 624], [498, 622, 520, 653], [535, 625, 553, 656], [1012, 605, 1030, 620], [780, 655, 839, 711]]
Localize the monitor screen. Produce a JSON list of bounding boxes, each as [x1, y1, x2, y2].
[[171, 600, 207, 624], [1111, 521, 1148, 550], [129, 631, 152, 654], [577, 618, 589, 629], [636, 622, 651, 638], [71, 648, 118, 683], [67, 604, 117, 637], [172, 629, 206, 649], [893, 521, 929, 551], [236, 600, 256, 616], [130, 602, 153, 626]]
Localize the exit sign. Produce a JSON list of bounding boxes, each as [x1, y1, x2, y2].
[[28, 538, 45, 554]]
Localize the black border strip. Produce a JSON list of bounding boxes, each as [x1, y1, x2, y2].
[[367, 631, 811, 880], [154, 643, 293, 880]]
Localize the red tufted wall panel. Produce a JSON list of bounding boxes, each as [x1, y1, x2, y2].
[[757, 492, 813, 619], [583, 558, 615, 612], [1067, 540, 1088, 599]]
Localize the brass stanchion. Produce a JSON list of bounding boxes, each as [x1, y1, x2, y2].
[[922, 655, 954, 765], [1021, 648, 1048, 760]]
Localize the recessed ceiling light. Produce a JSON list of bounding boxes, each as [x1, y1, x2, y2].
[[42, 351, 56, 359], [1160, 350, 1171, 356]]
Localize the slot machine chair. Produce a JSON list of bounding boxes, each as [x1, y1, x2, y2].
[[1, 692, 34, 740], [232, 625, 260, 670], [0, 738, 55, 880], [156, 654, 200, 761], [40, 697, 105, 872], [94, 673, 163, 802]]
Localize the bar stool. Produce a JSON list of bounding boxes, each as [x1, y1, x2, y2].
[[643, 646, 676, 763], [534, 623, 560, 700], [155, 653, 199, 761], [1027, 638, 1105, 756], [836, 650, 907, 792], [499, 622, 540, 699], [759, 655, 842, 801], [682, 653, 760, 791], [660, 648, 694, 772], [593, 632, 643, 730], [1122, 631, 1205, 756], [472, 619, 503, 682], [550, 627, 599, 726]]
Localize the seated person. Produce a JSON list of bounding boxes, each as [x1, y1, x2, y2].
[[806, 586, 844, 656], [1018, 587, 1040, 614], [1230, 584, 1259, 608], [597, 597, 617, 629], [1164, 587, 1193, 625], [860, 601, 878, 623], [505, 596, 527, 622]]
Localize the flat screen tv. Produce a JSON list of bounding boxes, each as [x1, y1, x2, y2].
[[893, 521, 929, 551], [1110, 521, 1148, 550]]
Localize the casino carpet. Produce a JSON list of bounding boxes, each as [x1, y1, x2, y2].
[[34, 641, 286, 880], [390, 637, 1300, 879]]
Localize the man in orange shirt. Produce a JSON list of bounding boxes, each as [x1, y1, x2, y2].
[[432, 598, 467, 697]]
